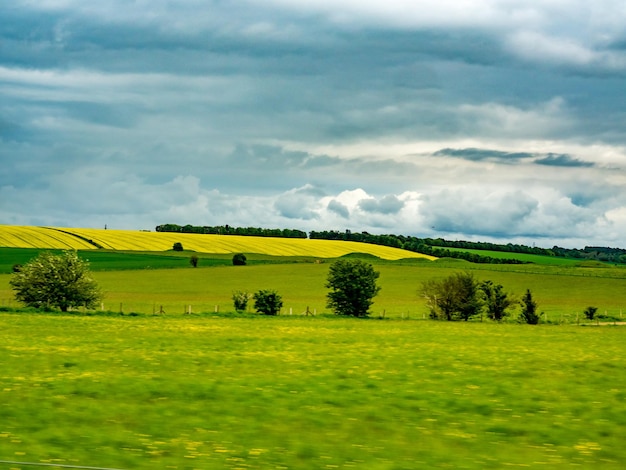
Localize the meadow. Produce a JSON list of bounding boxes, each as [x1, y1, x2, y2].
[[1, 314, 625, 469]]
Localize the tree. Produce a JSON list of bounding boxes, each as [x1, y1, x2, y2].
[[325, 259, 381, 317], [10, 251, 102, 312], [253, 289, 283, 315], [172, 242, 184, 251], [189, 255, 199, 268], [520, 289, 541, 324], [583, 306, 598, 321], [232, 290, 250, 312], [421, 272, 482, 321], [232, 253, 247, 266], [480, 280, 513, 321]]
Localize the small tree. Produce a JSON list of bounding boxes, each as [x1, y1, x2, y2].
[[325, 259, 381, 317], [173, 242, 184, 251], [190, 255, 199, 268], [10, 251, 102, 312], [421, 272, 482, 321], [519, 289, 541, 324], [232, 253, 247, 266], [480, 280, 513, 321], [232, 290, 250, 312], [583, 306, 598, 320], [253, 289, 283, 315]]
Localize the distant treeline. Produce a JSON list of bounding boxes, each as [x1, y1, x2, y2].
[[155, 224, 626, 264], [155, 224, 307, 239]]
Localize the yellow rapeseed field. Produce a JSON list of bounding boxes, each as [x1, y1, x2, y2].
[[0, 225, 435, 260]]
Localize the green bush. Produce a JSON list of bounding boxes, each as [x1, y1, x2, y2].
[[173, 242, 184, 252], [253, 289, 283, 315], [584, 306, 598, 320], [232, 290, 250, 312], [520, 289, 541, 324], [189, 255, 199, 268]]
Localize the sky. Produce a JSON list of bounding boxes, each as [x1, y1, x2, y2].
[[2, 1, 626, 249]]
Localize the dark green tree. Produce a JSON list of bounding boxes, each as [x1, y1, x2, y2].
[[232, 253, 247, 266], [189, 255, 199, 268], [325, 259, 381, 317], [253, 289, 283, 315], [9, 251, 102, 312], [480, 280, 513, 321], [583, 306, 598, 320], [172, 242, 184, 251], [520, 289, 541, 324], [421, 272, 482, 321]]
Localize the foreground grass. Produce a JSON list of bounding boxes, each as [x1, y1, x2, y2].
[[0, 314, 624, 469]]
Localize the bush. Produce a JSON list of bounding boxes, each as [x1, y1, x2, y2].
[[9, 251, 102, 312], [325, 259, 381, 317], [480, 280, 513, 321], [232, 290, 250, 312], [232, 253, 247, 266], [173, 242, 184, 251], [253, 289, 283, 315]]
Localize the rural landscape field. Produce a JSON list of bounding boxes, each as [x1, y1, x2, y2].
[[1, 224, 626, 469]]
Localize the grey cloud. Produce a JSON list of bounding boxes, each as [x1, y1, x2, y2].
[[358, 195, 405, 214], [535, 154, 594, 167], [327, 200, 350, 218], [273, 185, 325, 220], [434, 148, 534, 162]]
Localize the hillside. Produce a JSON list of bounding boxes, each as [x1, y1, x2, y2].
[[0, 225, 434, 261]]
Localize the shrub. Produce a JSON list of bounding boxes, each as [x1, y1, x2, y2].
[[232, 290, 250, 312], [173, 242, 184, 251], [232, 253, 247, 266], [325, 259, 380, 317], [253, 289, 283, 315], [480, 280, 513, 321], [9, 251, 102, 312]]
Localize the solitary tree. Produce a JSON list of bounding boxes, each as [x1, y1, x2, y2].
[[583, 306, 598, 321], [10, 251, 102, 312], [325, 259, 381, 317], [480, 280, 513, 321], [232, 253, 247, 266], [519, 289, 540, 324], [172, 242, 184, 251], [421, 272, 482, 321], [189, 255, 199, 268]]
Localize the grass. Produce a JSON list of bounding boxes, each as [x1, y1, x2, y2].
[[0, 314, 625, 469], [444, 247, 583, 265]]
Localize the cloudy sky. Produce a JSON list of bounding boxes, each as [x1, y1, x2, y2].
[[2, 1, 626, 248]]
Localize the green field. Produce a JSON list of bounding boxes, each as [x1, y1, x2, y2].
[[2, 249, 626, 319], [443, 247, 583, 265], [1, 314, 625, 469]]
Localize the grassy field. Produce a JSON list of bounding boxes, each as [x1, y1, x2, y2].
[[444, 247, 583, 265], [1, 314, 625, 469], [2, 251, 626, 319]]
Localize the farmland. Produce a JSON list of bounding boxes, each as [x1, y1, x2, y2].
[[1, 225, 626, 469]]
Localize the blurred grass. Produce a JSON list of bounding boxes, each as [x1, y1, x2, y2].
[[0, 315, 624, 469]]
